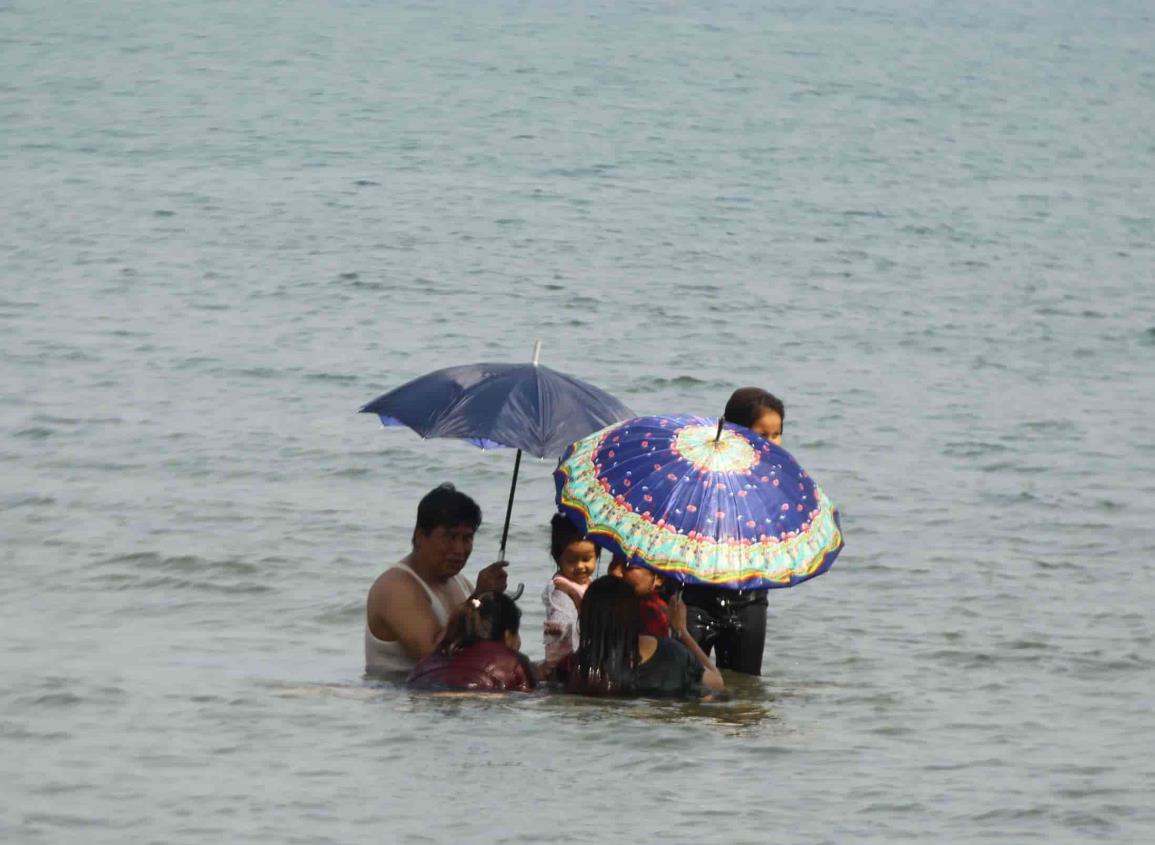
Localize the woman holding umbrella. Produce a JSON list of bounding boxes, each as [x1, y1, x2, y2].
[[682, 388, 786, 676]]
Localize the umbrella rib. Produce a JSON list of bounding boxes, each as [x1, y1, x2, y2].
[[533, 364, 546, 456]]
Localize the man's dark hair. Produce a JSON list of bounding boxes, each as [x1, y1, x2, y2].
[[414, 483, 482, 537], [549, 513, 598, 566], [724, 387, 785, 429]]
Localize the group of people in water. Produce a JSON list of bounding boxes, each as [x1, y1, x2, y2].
[[365, 387, 787, 697]]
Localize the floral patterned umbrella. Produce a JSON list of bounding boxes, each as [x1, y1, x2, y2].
[[555, 415, 843, 591]]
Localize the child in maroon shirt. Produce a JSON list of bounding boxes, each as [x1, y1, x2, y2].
[[407, 592, 536, 692]]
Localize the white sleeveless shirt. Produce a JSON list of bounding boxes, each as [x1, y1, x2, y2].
[[365, 561, 472, 676]]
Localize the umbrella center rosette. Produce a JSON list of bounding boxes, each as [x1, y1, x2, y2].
[[671, 424, 759, 474], [555, 415, 843, 591]]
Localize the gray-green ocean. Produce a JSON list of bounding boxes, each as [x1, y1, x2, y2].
[[3, 1, 1154, 842]]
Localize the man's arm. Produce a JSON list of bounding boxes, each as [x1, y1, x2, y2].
[[368, 573, 444, 662]]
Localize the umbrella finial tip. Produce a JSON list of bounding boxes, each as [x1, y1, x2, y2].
[[532, 338, 542, 366]]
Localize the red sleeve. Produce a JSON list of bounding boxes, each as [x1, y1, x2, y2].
[[639, 595, 670, 638]]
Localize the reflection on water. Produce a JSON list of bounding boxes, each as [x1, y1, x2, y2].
[[307, 668, 791, 735]]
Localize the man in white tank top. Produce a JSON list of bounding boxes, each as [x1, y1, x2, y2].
[[365, 484, 509, 676]]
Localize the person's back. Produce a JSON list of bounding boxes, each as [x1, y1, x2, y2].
[[566, 576, 723, 697], [407, 640, 534, 692]]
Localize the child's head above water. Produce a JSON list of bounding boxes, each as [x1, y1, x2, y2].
[[725, 387, 785, 445], [607, 554, 664, 596], [550, 513, 599, 586], [441, 592, 522, 655]]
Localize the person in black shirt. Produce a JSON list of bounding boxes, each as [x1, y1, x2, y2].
[[566, 576, 722, 697], [682, 387, 786, 676]]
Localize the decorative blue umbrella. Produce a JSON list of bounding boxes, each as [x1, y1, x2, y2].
[[361, 341, 634, 559], [555, 414, 843, 591]]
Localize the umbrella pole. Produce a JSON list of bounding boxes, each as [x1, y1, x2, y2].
[[498, 448, 522, 561], [498, 339, 537, 562]]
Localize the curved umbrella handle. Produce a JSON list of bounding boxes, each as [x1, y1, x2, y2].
[[506, 582, 525, 601]]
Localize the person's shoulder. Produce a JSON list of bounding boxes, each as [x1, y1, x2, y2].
[[638, 634, 660, 663], [372, 562, 419, 591], [368, 563, 425, 613]]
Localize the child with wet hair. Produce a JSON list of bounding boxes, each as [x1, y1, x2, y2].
[[406, 592, 536, 692], [542, 513, 599, 661]]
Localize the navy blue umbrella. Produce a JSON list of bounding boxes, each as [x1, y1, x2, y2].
[[360, 342, 633, 560]]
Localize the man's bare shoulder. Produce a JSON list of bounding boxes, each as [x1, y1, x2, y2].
[[368, 564, 423, 604]]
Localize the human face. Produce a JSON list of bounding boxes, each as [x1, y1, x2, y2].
[[557, 540, 598, 585], [752, 409, 783, 446], [622, 564, 662, 596], [413, 523, 475, 579]]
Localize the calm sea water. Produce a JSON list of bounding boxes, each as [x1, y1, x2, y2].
[[3, 1, 1154, 842]]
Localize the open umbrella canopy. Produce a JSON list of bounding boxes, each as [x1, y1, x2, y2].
[[555, 415, 843, 591], [360, 361, 634, 459], [361, 351, 634, 565]]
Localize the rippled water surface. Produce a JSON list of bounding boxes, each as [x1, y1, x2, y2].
[[3, 1, 1155, 842]]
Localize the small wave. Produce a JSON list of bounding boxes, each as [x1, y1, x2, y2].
[[90, 573, 273, 594], [627, 375, 722, 393], [231, 366, 284, 379], [314, 602, 362, 624], [1, 495, 55, 509], [28, 693, 84, 708], [30, 414, 122, 426], [91, 552, 270, 596], [942, 440, 1009, 458], [540, 164, 616, 178], [23, 812, 111, 829], [14, 427, 54, 440], [99, 551, 262, 576], [306, 372, 359, 383]]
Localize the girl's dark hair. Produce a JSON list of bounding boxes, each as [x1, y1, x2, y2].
[[724, 387, 785, 429], [438, 592, 521, 656], [549, 513, 599, 566], [569, 576, 642, 695]]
